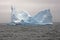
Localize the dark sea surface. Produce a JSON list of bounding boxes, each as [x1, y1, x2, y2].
[[0, 22, 60, 40]]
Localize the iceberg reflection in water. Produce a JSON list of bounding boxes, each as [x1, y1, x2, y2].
[[10, 6, 53, 25]]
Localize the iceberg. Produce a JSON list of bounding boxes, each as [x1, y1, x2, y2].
[[10, 6, 53, 25]]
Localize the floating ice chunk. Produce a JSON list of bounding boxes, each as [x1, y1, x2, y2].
[[10, 6, 53, 25]]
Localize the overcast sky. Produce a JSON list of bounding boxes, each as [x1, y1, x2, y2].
[[0, 0, 60, 23]]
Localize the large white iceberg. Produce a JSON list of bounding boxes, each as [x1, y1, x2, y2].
[[10, 6, 53, 25]]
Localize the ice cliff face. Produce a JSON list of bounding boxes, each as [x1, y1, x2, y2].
[[10, 6, 53, 25]]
